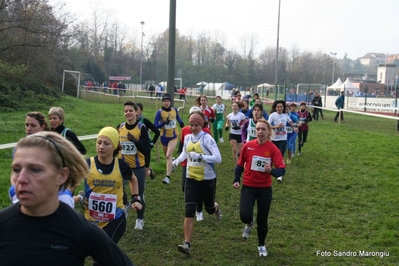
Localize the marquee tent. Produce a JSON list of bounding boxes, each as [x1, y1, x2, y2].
[[257, 83, 274, 89], [338, 78, 359, 92], [327, 78, 343, 89]]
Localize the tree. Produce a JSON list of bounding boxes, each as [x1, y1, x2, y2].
[[0, 0, 71, 81]]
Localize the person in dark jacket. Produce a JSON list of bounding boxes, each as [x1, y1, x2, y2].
[[311, 92, 325, 120], [334, 90, 345, 122]]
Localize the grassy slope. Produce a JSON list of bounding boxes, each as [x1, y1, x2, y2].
[[0, 95, 398, 265]]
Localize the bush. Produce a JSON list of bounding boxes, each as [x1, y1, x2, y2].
[[0, 61, 61, 112]]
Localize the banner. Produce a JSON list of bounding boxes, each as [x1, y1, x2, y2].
[[109, 76, 131, 81]]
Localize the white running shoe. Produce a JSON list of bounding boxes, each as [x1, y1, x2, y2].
[[177, 241, 191, 255], [124, 204, 130, 219], [162, 176, 170, 184], [214, 202, 222, 220], [219, 137, 224, 143], [258, 245, 268, 257], [277, 176, 283, 182], [242, 219, 254, 239], [196, 211, 203, 221], [134, 219, 144, 230]]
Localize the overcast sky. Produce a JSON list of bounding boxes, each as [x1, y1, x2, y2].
[[55, 0, 399, 60]]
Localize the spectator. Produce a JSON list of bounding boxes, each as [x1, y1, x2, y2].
[[311, 91, 325, 120], [334, 90, 345, 122], [156, 83, 163, 98], [148, 83, 155, 99]]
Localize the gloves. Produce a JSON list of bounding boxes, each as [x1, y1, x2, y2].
[[172, 159, 179, 167], [179, 122, 185, 128], [210, 117, 215, 123], [164, 117, 170, 125], [225, 126, 229, 131], [189, 152, 202, 160], [127, 132, 138, 143]]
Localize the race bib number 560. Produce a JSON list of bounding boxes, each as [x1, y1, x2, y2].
[[88, 192, 117, 222]]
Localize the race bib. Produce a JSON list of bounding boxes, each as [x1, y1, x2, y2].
[[165, 119, 176, 129], [250, 156, 271, 172], [121, 141, 137, 155], [187, 156, 205, 167], [275, 127, 286, 136], [217, 108, 224, 114], [249, 128, 256, 138], [286, 126, 293, 133], [88, 192, 117, 222]]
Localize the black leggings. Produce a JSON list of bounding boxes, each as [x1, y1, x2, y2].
[[240, 185, 272, 246], [93, 215, 126, 266], [181, 166, 204, 212], [298, 129, 308, 153], [272, 140, 287, 157], [184, 178, 216, 218]]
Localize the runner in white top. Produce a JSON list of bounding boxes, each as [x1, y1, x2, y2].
[[226, 101, 247, 164], [267, 100, 297, 182]]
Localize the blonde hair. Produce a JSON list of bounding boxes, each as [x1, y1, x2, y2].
[[15, 131, 88, 190], [256, 118, 272, 141], [48, 107, 65, 121]]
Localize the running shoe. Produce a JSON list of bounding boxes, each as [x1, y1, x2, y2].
[[149, 167, 155, 180], [242, 219, 254, 239], [214, 202, 222, 220], [134, 219, 144, 230], [178, 241, 191, 255], [286, 159, 291, 164], [258, 245, 268, 257], [196, 211, 203, 221], [219, 137, 224, 143], [277, 176, 283, 182], [162, 176, 170, 185]]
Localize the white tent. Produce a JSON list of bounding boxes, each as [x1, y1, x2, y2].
[[196, 81, 208, 86], [257, 83, 274, 89], [327, 78, 343, 89], [338, 78, 359, 93]]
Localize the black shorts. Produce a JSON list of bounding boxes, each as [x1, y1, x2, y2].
[[229, 133, 242, 143]]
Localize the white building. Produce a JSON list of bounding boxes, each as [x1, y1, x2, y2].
[[377, 64, 398, 85]]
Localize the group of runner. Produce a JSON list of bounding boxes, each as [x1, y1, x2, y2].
[[2, 92, 316, 262]]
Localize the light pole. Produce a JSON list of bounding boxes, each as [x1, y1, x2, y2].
[[140, 21, 145, 90], [274, 0, 281, 86], [330, 52, 337, 84], [395, 75, 398, 116]]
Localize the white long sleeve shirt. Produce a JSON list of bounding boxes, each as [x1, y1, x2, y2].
[[175, 130, 221, 180]]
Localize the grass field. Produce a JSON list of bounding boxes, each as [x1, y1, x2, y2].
[[1, 95, 398, 266]]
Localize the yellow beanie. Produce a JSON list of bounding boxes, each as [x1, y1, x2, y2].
[[97, 127, 119, 149]]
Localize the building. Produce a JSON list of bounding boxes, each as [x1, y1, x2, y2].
[[358, 53, 386, 67], [386, 53, 399, 64], [377, 64, 398, 84]]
